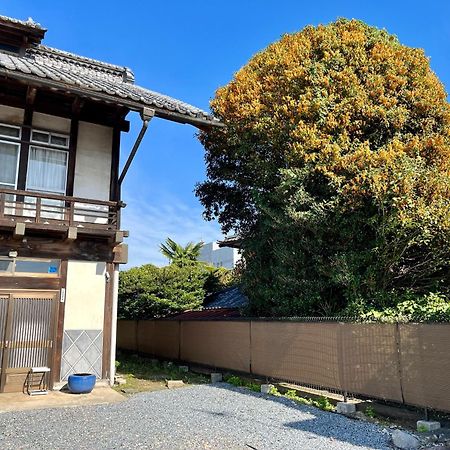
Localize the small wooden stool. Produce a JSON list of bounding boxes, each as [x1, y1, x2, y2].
[[27, 367, 51, 396]]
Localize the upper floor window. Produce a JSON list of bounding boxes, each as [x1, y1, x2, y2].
[[31, 129, 69, 149], [0, 123, 70, 197], [0, 124, 21, 191]]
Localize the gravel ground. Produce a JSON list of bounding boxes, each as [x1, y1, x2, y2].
[[0, 383, 391, 450]]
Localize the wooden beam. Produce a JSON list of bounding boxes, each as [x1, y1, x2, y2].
[[112, 243, 128, 264], [65, 226, 77, 241], [72, 96, 85, 115], [26, 86, 37, 106], [102, 263, 114, 380], [13, 222, 25, 239], [53, 260, 67, 385], [113, 231, 123, 244], [0, 234, 115, 262]]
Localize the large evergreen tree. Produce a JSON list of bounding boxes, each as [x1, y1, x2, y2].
[[196, 19, 450, 316]]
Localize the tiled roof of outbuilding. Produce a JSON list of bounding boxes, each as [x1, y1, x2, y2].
[[0, 17, 219, 128]]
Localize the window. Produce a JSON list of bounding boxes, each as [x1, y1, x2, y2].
[[0, 257, 60, 277], [0, 124, 21, 139], [31, 129, 69, 149], [0, 140, 20, 190], [26, 146, 68, 195]]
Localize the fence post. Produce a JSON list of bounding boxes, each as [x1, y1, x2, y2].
[[395, 322, 405, 404], [249, 320, 253, 374], [178, 320, 181, 361], [337, 322, 348, 401]]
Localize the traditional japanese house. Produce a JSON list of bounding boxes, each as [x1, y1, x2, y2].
[[0, 15, 217, 392]]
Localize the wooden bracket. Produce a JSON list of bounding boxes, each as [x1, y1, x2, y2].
[[65, 226, 78, 241], [113, 243, 128, 264], [13, 222, 26, 240]]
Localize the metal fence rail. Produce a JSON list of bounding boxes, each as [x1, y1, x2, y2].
[[117, 319, 450, 412]]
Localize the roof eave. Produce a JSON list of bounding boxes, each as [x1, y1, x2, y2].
[[0, 69, 222, 129]]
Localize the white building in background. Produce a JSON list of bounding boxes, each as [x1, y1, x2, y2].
[[199, 241, 241, 269]]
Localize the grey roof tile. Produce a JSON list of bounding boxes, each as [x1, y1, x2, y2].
[[0, 43, 219, 127]]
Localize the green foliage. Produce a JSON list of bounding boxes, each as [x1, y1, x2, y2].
[[160, 237, 204, 267], [118, 263, 211, 319], [269, 386, 281, 396], [224, 375, 259, 391], [197, 19, 450, 317], [281, 390, 334, 411], [359, 292, 450, 323], [225, 375, 244, 387], [365, 406, 377, 418]]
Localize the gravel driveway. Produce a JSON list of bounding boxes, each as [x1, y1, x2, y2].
[[0, 383, 391, 449]]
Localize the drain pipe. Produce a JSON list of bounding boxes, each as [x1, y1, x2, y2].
[[110, 107, 154, 386], [118, 107, 155, 187]]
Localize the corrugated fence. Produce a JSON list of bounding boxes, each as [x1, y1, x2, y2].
[[117, 320, 450, 412]]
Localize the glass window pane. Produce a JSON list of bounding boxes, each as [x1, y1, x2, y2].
[[0, 259, 13, 273], [0, 124, 20, 139], [0, 141, 19, 185], [50, 135, 69, 147], [15, 259, 60, 275], [27, 147, 68, 194], [31, 131, 49, 143]]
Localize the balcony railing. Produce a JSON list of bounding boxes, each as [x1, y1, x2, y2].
[[0, 188, 120, 231]]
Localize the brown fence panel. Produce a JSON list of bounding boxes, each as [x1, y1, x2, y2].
[[341, 324, 403, 402], [151, 321, 180, 360], [251, 322, 342, 389], [399, 324, 450, 412], [137, 320, 156, 355], [117, 320, 138, 351], [180, 321, 250, 373]]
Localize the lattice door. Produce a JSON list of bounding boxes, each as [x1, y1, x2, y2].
[[0, 291, 57, 393]]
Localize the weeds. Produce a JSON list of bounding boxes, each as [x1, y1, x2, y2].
[[224, 376, 335, 412]]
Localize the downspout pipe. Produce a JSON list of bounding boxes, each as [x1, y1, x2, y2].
[[118, 107, 155, 186]]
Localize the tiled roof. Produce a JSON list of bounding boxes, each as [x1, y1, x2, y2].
[[0, 15, 45, 30], [168, 308, 242, 320], [204, 286, 248, 309], [0, 26, 218, 127]]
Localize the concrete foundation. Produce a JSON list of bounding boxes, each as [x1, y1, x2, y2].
[[211, 373, 223, 383], [336, 402, 356, 414], [261, 384, 274, 394], [417, 420, 441, 432]]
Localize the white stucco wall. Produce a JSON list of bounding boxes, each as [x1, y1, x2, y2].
[[73, 121, 112, 201], [64, 261, 106, 330], [0, 105, 24, 125], [32, 112, 71, 133]]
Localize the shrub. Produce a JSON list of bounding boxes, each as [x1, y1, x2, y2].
[[118, 263, 212, 319]]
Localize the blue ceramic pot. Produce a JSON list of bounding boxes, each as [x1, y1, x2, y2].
[[68, 373, 96, 394]]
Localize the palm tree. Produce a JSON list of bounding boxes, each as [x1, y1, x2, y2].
[[159, 238, 204, 267]]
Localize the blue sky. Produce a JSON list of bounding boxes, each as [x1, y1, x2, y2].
[[2, 1, 449, 267]]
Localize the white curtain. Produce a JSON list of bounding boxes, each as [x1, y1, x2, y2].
[[0, 141, 19, 186], [27, 146, 68, 194]]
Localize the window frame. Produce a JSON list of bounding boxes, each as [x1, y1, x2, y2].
[[25, 144, 69, 196], [0, 123, 21, 141], [0, 138, 21, 190], [0, 257, 61, 278], [30, 129, 70, 149]]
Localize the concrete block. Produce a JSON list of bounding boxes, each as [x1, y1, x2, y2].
[[261, 384, 274, 394], [114, 376, 127, 385], [166, 380, 184, 389], [179, 365, 189, 373], [391, 429, 420, 449], [336, 402, 356, 415], [417, 420, 441, 432], [211, 373, 222, 383]]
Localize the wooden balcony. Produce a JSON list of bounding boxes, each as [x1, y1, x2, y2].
[[0, 188, 121, 238]]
